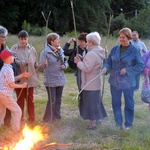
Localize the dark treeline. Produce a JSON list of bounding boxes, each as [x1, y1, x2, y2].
[[0, 0, 150, 37]]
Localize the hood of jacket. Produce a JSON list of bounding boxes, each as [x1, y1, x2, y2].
[[87, 45, 105, 60]]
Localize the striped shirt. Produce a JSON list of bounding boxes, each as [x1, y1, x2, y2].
[[0, 64, 15, 97]]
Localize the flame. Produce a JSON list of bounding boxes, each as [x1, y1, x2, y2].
[[2, 124, 71, 150], [3, 125, 45, 150]]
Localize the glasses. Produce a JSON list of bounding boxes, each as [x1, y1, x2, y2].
[[0, 36, 7, 39]]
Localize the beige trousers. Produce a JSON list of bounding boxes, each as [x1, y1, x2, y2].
[[0, 94, 22, 131]]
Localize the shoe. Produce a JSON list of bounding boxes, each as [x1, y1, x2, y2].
[[96, 120, 101, 125], [86, 125, 97, 130], [115, 124, 124, 130], [124, 127, 131, 131]]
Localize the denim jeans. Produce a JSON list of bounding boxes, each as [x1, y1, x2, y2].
[[43, 86, 63, 123], [110, 85, 134, 127], [134, 73, 141, 90]]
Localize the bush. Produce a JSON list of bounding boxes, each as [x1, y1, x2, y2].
[[22, 20, 52, 36], [66, 30, 80, 37]]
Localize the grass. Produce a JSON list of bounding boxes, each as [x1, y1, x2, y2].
[[0, 73, 150, 150], [0, 35, 150, 149]]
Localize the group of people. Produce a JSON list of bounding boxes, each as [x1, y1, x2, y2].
[[0, 25, 149, 132]]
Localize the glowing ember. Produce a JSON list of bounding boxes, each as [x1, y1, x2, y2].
[[3, 125, 44, 150]]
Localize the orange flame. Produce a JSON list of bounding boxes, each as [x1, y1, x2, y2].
[[2, 124, 71, 150], [3, 125, 45, 150]]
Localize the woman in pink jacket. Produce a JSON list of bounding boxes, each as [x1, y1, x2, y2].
[[74, 32, 107, 130]]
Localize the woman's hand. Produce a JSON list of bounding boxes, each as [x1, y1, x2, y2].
[[61, 64, 66, 70], [102, 68, 107, 74], [68, 38, 76, 44], [120, 68, 126, 75], [74, 55, 81, 64], [43, 60, 48, 67]]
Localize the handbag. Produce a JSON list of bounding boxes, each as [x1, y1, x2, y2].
[[116, 72, 131, 90], [141, 76, 150, 104]]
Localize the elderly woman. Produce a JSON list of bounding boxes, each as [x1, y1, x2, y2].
[[40, 33, 68, 123], [102, 28, 144, 130], [0, 26, 12, 127], [74, 32, 107, 130]]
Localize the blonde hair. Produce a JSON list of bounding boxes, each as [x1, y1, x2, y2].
[[118, 28, 132, 40], [47, 33, 59, 45]]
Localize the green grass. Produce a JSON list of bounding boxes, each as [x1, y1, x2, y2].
[[0, 35, 150, 149], [1, 73, 150, 150]]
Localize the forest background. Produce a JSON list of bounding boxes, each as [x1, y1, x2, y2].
[[0, 0, 150, 38]]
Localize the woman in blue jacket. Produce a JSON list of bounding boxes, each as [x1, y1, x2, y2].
[[102, 28, 144, 130], [40, 33, 68, 123]]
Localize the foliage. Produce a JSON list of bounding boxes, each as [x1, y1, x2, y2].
[[22, 20, 52, 36], [110, 13, 126, 36], [0, 0, 149, 37], [125, 6, 150, 38]]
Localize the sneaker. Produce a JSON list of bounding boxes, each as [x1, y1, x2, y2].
[[124, 127, 131, 131]]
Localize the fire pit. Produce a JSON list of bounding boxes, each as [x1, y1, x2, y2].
[[0, 125, 71, 150]]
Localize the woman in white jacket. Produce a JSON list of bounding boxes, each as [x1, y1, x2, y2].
[[74, 32, 107, 130]]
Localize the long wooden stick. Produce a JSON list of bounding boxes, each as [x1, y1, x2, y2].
[[42, 142, 72, 148], [17, 48, 59, 100], [70, 0, 78, 54]]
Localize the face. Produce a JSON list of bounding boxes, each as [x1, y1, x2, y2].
[[78, 40, 87, 49], [118, 33, 129, 46], [132, 32, 138, 41], [19, 37, 28, 47], [87, 40, 93, 48], [0, 35, 7, 45], [5, 55, 14, 64], [51, 37, 60, 47]]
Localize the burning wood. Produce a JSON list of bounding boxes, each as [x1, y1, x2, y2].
[[42, 142, 72, 148], [1, 125, 71, 150]]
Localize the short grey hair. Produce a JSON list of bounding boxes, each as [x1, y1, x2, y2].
[[0, 25, 8, 36], [86, 32, 101, 45]]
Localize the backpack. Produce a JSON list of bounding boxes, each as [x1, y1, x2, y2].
[[12, 59, 20, 76]]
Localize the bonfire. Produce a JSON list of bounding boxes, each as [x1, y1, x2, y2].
[[0, 125, 71, 150]]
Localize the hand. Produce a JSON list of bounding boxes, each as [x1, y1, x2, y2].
[[43, 60, 48, 67], [21, 72, 29, 78], [74, 56, 81, 64], [104, 47, 109, 54], [26, 58, 31, 66], [34, 62, 39, 69], [21, 82, 28, 88], [61, 64, 66, 70], [102, 68, 107, 74], [68, 38, 76, 44], [120, 68, 126, 75], [76, 54, 83, 61]]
